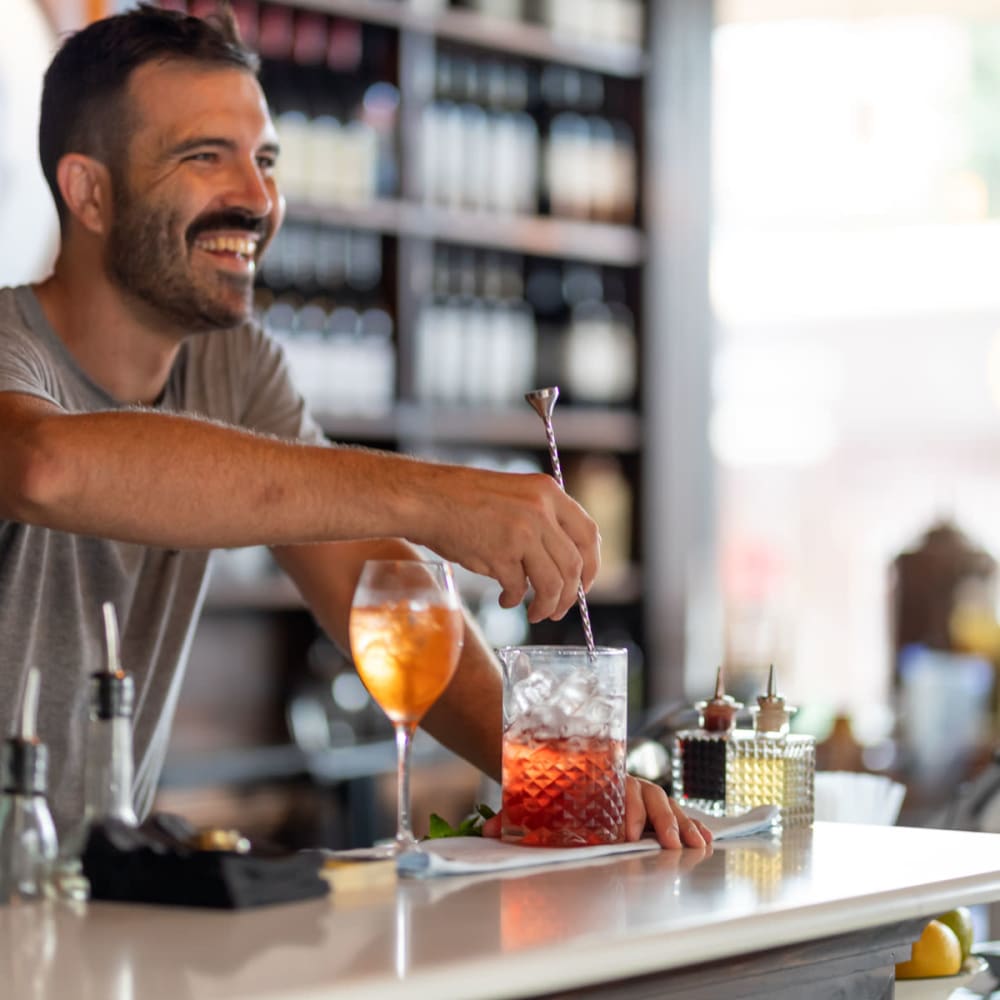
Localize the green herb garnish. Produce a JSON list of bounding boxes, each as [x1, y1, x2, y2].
[[425, 803, 496, 839]]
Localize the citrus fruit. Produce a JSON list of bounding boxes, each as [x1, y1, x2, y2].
[[895, 919, 963, 979], [937, 907, 974, 962]]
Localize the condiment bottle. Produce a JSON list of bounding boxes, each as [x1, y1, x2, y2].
[[671, 668, 742, 816], [726, 665, 816, 827], [0, 667, 58, 903], [62, 603, 138, 870]]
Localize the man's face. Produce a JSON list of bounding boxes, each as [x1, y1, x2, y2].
[[106, 60, 282, 332]]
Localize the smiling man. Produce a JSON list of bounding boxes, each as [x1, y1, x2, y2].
[[0, 4, 709, 851]]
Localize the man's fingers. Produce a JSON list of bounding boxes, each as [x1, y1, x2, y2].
[[668, 798, 709, 848], [523, 513, 587, 622], [625, 777, 711, 850], [522, 550, 562, 622], [559, 499, 602, 593]]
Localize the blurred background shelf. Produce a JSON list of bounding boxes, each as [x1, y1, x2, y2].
[[285, 198, 645, 265], [315, 403, 641, 449], [290, 0, 647, 76]]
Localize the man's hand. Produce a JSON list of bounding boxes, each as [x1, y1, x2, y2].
[[624, 777, 712, 848], [480, 777, 713, 849], [409, 467, 601, 624]]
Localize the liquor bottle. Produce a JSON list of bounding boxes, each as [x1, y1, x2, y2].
[[0, 667, 58, 903], [726, 665, 816, 828], [60, 603, 139, 872], [672, 668, 743, 816]]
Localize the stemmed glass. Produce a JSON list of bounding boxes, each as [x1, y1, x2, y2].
[[349, 559, 464, 855]]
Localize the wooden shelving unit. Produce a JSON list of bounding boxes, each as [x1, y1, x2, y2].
[[175, 0, 717, 848], [313, 403, 641, 450], [287, 199, 645, 266], [289, 0, 648, 76]]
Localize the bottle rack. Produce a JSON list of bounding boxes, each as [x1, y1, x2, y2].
[[154, 0, 719, 848], [173, 0, 650, 630]]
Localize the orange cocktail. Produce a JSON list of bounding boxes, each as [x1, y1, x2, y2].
[[349, 560, 464, 854], [350, 602, 463, 723]]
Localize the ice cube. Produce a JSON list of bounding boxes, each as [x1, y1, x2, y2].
[[504, 716, 534, 742], [528, 705, 563, 741], [507, 651, 536, 687], [555, 672, 599, 716], [511, 670, 556, 714], [582, 696, 615, 727]]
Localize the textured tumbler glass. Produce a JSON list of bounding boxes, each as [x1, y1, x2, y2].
[[498, 645, 627, 847]]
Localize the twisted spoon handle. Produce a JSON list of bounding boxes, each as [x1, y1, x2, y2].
[[525, 388, 596, 656]]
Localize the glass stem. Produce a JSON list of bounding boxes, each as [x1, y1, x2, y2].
[[394, 722, 419, 849]]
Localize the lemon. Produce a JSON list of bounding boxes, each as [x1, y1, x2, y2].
[[937, 907, 974, 962], [895, 919, 963, 979]]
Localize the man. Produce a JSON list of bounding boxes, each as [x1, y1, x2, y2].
[[0, 4, 709, 850]]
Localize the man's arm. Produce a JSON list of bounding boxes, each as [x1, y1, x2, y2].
[[275, 538, 715, 848], [271, 537, 502, 779], [0, 391, 598, 622]]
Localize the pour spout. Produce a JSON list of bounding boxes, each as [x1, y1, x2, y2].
[[102, 601, 122, 675], [18, 667, 41, 742]]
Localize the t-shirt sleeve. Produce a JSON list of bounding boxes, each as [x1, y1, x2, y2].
[[229, 324, 328, 447], [0, 321, 61, 406]]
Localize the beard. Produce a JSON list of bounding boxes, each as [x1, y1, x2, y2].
[[106, 178, 265, 333]]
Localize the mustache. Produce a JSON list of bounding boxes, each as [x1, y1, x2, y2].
[[187, 210, 269, 244]]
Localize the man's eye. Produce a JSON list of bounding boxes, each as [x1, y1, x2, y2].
[[257, 155, 277, 171], [185, 152, 218, 163]]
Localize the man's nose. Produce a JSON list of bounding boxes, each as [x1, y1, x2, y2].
[[222, 159, 273, 218]]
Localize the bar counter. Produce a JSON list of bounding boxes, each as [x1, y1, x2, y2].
[[3, 822, 1000, 999]]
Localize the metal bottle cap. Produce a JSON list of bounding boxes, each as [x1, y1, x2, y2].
[[90, 671, 135, 721], [695, 667, 743, 734], [2, 666, 48, 795], [1, 739, 48, 796], [752, 664, 795, 736], [92, 601, 134, 719]]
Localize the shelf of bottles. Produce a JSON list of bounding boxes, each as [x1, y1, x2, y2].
[[160, 0, 647, 638]]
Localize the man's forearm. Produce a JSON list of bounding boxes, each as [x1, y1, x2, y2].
[[4, 402, 430, 548], [2, 390, 601, 622]]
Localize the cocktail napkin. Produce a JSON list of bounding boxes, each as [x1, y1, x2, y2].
[[684, 804, 780, 839], [396, 836, 659, 877], [395, 805, 779, 878]]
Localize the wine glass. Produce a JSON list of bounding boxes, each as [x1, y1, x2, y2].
[[349, 559, 464, 855]]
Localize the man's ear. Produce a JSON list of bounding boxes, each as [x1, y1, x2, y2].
[[56, 154, 112, 236]]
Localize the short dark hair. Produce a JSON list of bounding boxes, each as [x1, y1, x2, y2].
[[39, 3, 259, 226]]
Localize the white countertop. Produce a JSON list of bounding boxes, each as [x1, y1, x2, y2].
[[3, 823, 1000, 1000]]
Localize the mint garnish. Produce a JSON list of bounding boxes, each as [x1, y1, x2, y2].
[[425, 803, 497, 839]]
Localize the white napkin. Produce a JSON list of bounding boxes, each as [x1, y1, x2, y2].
[[395, 805, 779, 878], [685, 804, 780, 839]]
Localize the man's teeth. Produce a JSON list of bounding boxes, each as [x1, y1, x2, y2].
[[194, 235, 258, 257]]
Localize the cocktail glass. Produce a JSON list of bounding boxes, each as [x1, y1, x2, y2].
[[349, 560, 464, 855], [498, 645, 627, 847]]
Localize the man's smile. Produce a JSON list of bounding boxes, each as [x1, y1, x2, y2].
[[191, 231, 259, 272]]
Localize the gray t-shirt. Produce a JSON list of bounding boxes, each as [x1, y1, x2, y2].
[[0, 285, 326, 836]]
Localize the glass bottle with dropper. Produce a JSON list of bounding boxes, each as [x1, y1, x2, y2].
[[672, 668, 743, 816], [60, 602, 139, 873], [0, 667, 59, 903], [726, 665, 816, 827]]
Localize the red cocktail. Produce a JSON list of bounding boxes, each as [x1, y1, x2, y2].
[[502, 734, 626, 846], [498, 646, 628, 847]]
